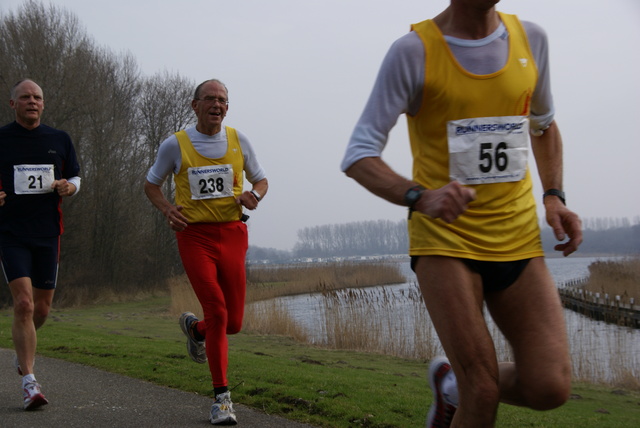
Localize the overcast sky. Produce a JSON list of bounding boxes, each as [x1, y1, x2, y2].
[[2, 0, 639, 251]]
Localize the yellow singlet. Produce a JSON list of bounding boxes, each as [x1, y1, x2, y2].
[[173, 127, 244, 223], [407, 13, 544, 261]]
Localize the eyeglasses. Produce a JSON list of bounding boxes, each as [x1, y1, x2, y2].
[[195, 96, 229, 105]]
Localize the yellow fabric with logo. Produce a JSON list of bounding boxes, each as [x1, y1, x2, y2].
[[407, 13, 544, 260], [174, 127, 244, 223]]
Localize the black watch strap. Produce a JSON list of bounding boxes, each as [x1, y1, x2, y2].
[[543, 189, 565, 205], [404, 185, 425, 208]]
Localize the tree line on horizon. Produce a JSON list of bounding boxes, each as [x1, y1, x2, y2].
[[248, 216, 640, 262]]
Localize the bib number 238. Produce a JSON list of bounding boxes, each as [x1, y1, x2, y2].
[[188, 164, 234, 200]]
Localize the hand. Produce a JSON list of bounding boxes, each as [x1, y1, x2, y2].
[[52, 179, 75, 197], [165, 205, 188, 231], [236, 190, 260, 211], [545, 199, 583, 256], [0, 191, 5, 206], [415, 181, 477, 223]]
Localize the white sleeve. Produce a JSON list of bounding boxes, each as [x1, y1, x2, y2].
[[145, 134, 181, 185], [68, 176, 81, 195], [237, 130, 267, 184], [522, 20, 555, 131], [340, 32, 424, 172]]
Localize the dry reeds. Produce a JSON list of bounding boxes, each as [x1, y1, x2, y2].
[[170, 259, 640, 389], [168, 275, 202, 319], [580, 257, 640, 301], [246, 261, 406, 302], [169, 260, 406, 318], [317, 285, 443, 360]]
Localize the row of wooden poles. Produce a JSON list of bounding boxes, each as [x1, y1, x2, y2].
[[559, 278, 640, 328]]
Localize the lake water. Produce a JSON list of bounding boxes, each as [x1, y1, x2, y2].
[[253, 256, 639, 384]]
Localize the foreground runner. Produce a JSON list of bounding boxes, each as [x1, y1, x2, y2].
[[341, 1, 582, 426]]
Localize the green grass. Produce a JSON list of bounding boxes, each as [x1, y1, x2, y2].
[[1, 297, 639, 427]]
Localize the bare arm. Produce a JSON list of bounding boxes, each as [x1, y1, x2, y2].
[[236, 177, 269, 210], [530, 120, 582, 256], [345, 157, 476, 223], [143, 180, 188, 231]]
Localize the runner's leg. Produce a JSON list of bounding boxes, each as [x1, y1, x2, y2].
[[177, 225, 229, 388], [415, 256, 500, 427], [485, 257, 571, 410], [9, 277, 37, 376]]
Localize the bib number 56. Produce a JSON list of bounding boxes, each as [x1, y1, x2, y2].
[[479, 142, 508, 173]]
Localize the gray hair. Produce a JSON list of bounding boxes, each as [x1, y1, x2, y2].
[[193, 79, 228, 100]]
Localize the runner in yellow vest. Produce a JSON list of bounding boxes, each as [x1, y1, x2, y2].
[[145, 79, 268, 425], [341, 2, 582, 427]]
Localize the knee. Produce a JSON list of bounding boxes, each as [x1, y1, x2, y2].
[[470, 378, 501, 409], [523, 370, 571, 410], [33, 305, 51, 328], [226, 319, 243, 335], [459, 368, 502, 412], [13, 297, 34, 320]]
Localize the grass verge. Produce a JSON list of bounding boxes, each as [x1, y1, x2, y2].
[[1, 297, 639, 427]]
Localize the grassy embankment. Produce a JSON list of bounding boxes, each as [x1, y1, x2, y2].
[[0, 259, 638, 426]]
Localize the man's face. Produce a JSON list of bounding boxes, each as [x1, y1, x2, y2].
[[192, 81, 229, 135], [10, 80, 44, 129]]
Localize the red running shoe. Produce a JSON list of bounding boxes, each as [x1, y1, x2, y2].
[[23, 380, 49, 410], [426, 357, 457, 428]]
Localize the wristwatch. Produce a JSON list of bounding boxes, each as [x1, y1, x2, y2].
[[543, 189, 565, 205], [250, 190, 262, 202], [404, 185, 425, 209]]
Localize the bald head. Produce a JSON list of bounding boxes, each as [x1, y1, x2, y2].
[[10, 79, 45, 130]]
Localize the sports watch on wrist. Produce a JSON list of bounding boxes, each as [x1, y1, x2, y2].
[[543, 189, 565, 205], [250, 190, 262, 202], [404, 185, 425, 209]]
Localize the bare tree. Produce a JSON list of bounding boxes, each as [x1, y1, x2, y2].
[[137, 70, 196, 281], [0, 1, 198, 305]]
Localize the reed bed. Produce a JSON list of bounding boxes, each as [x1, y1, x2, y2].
[[245, 261, 406, 302], [578, 257, 640, 301], [171, 259, 639, 388]]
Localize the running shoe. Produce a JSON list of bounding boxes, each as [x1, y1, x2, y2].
[[179, 312, 207, 364], [426, 356, 457, 428], [210, 391, 237, 425], [23, 380, 48, 410]]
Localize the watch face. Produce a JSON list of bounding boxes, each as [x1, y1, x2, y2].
[[405, 187, 423, 206]]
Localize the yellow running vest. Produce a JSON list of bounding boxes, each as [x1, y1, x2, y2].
[[174, 127, 244, 223], [407, 13, 544, 261]]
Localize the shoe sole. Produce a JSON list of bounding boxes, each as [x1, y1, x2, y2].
[[210, 415, 237, 425], [426, 356, 453, 428], [24, 393, 49, 411], [179, 312, 207, 364]]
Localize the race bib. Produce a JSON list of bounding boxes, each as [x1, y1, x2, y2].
[[447, 116, 529, 185], [13, 164, 55, 195], [187, 164, 234, 200]]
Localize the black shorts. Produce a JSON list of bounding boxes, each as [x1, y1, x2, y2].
[[0, 233, 60, 290], [411, 256, 531, 292]]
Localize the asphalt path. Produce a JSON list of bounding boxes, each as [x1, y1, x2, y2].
[[0, 348, 317, 428]]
